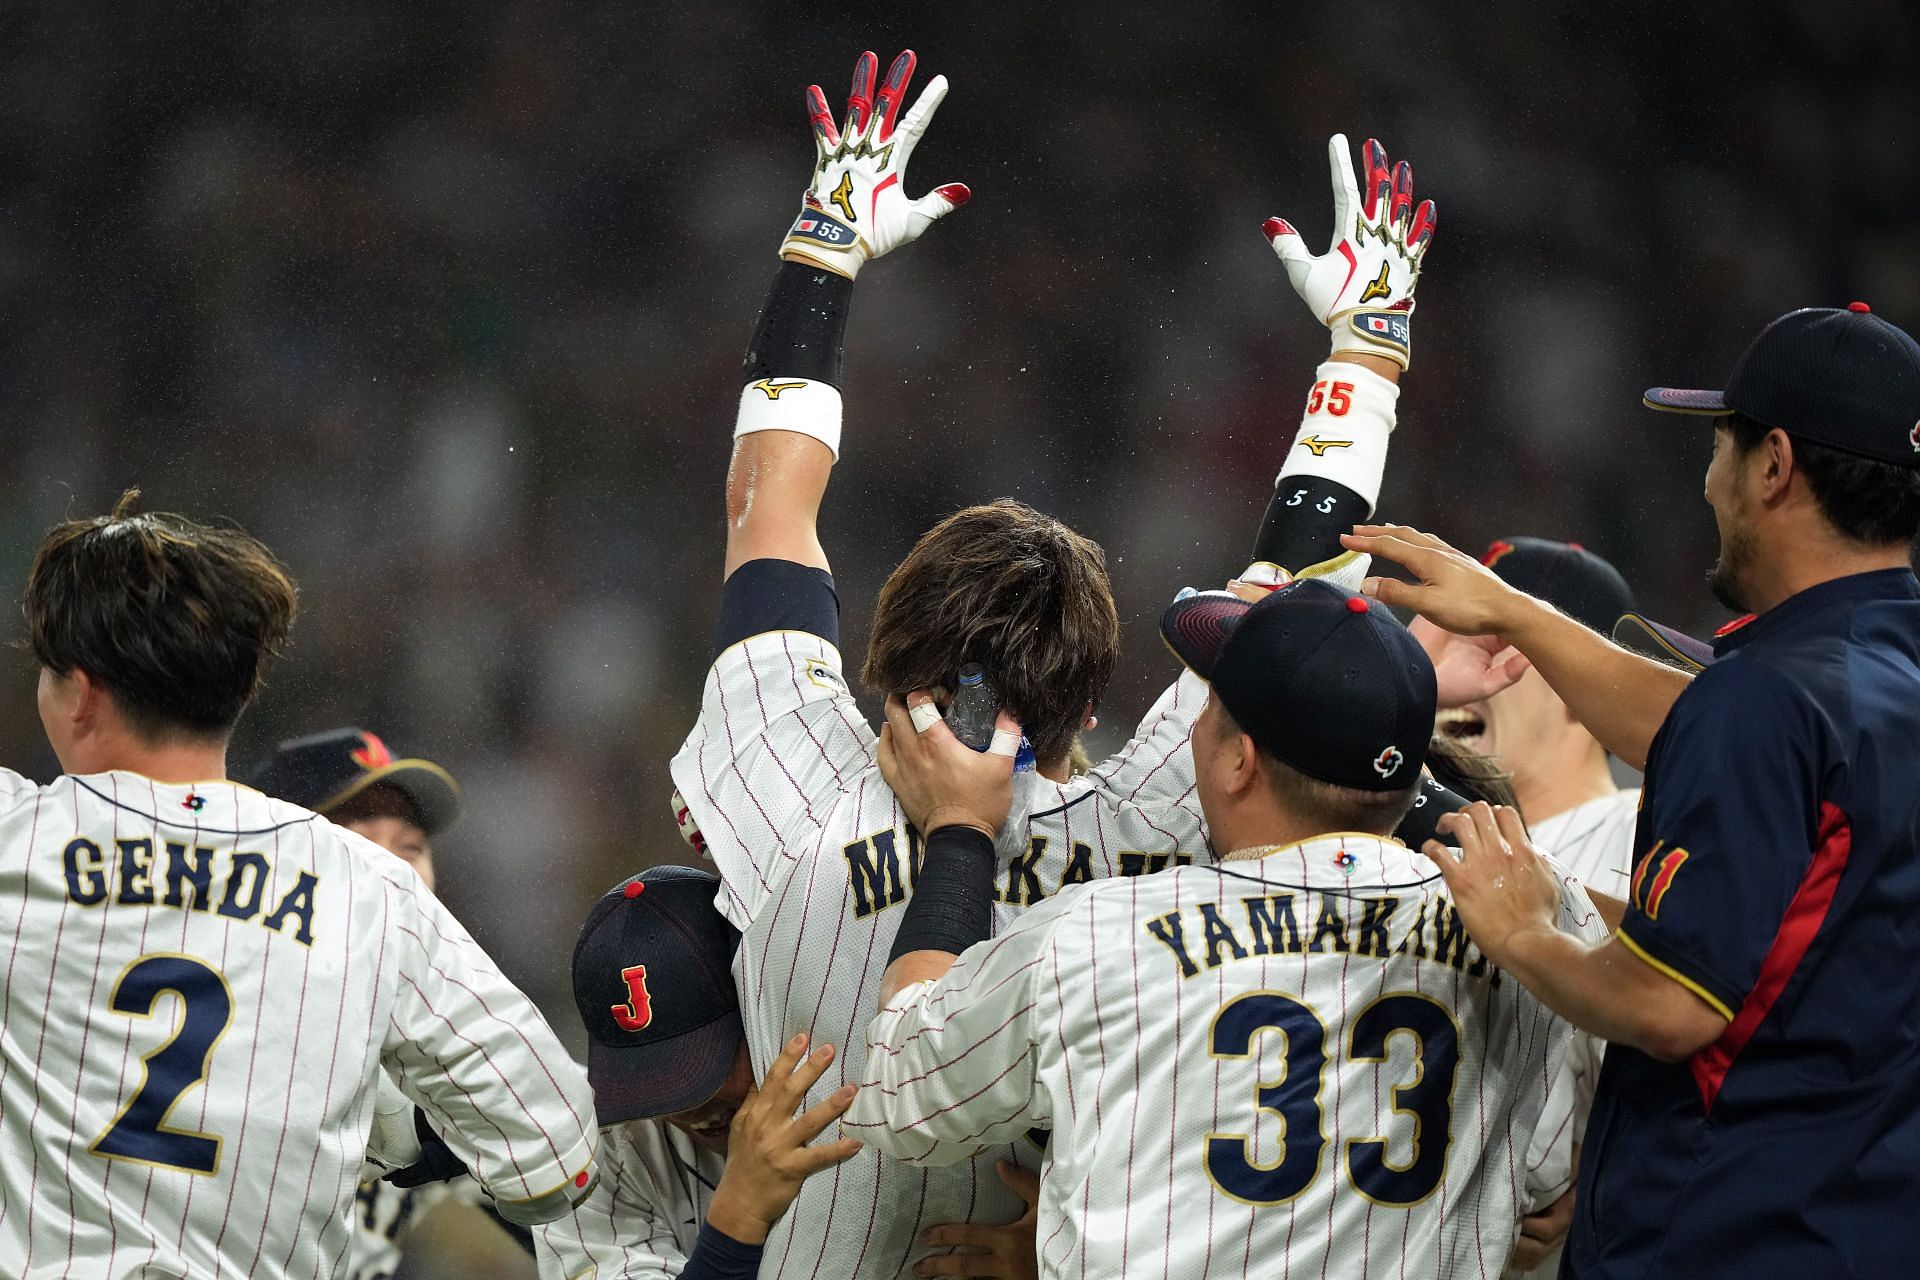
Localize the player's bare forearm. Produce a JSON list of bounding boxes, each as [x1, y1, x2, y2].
[[1498, 926, 1726, 1062], [724, 429, 834, 578], [1501, 593, 1690, 770], [879, 952, 954, 1007]]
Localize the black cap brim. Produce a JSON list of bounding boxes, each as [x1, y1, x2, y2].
[[1159, 592, 1254, 679], [587, 1011, 743, 1124], [1642, 387, 1730, 415], [319, 760, 462, 835], [1613, 612, 1715, 672]]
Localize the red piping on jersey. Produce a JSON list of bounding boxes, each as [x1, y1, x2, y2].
[[1689, 801, 1852, 1113]]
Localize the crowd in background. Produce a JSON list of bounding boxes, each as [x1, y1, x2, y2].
[[2, 0, 1915, 1085]]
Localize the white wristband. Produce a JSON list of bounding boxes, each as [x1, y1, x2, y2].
[[735, 378, 844, 461], [1275, 361, 1398, 509]]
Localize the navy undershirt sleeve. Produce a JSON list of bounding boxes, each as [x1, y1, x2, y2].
[[678, 1221, 765, 1280], [713, 558, 841, 659]]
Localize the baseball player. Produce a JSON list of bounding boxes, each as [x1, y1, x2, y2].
[[851, 581, 1607, 1278], [0, 493, 596, 1278], [670, 47, 1438, 1277], [248, 726, 527, 1280], [537, 865, 1039, 1279], [1414, 538, 1641, 1278]]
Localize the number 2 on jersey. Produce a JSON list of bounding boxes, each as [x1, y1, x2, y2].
[[89, 954, 234, 1175], [1205, 991, 1460, 1207]]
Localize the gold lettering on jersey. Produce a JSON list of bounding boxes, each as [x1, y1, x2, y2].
[[262, 871, 320, 947], [1119, 850, 1193, 878], [1059, 841, 1096, 888], [1000, 837, 1047, 907], [1143, 911, 1199, 978], [117, 838, 156, 906], [1198, 902, 1248, 968], [1151, 891, 1496, 982], [163, 842, 215, 911], [61, 843, 322, 945], [217, 852, 272, 922], [65, 837, 107, 905], [1307, 898, 1350, 953], [844, 828, 909, 918]]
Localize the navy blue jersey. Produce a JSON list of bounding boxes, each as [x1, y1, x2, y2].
[[1567, 568, 1920, 1278]]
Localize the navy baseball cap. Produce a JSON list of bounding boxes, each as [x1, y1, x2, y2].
[[1611, 610, 1758, 674], [572, 866, 742, 1125], [1160, 579, 1435, 791], [1643, 304, 1920, 467], [1481, 537, 1635, 636], [247, 727, 461, 835]]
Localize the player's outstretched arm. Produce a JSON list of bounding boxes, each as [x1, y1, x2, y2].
[[1239, 134, 1435, 593], [723, 49, 968, 580], [380, 876, 599, 1226], [1341, 523, 1690, 768]]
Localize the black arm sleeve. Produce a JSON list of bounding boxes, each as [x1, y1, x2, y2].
[[888, 826, 998, 964], [1250, 475, 1372, 575], [679, 1222, 766, 1280], [743, 261, 855, 387], [713, 558, 841, 658], [1392, 774, 1475, 851]]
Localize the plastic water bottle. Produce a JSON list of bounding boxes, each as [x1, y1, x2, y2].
[[946, 663, 998, 751]]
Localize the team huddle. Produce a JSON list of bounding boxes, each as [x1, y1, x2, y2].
[[4, 46, 1919, 1280]]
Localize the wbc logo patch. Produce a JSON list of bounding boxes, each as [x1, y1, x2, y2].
[[610, 964, 654, 1032], [1373, 745, 1404, 778]]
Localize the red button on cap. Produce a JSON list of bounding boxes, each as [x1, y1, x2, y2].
[[624, 881, 644, 898], [1346, 596, 1370, 614], [1849, 301, 1872, 313]]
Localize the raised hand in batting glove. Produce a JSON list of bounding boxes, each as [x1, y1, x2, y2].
[[1264, 134, 1436, 368], [781, 50, 969, 280]]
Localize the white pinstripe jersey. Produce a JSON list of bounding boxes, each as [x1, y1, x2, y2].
[[533, 1118, 724, 1279], [668, 631, 1208, 1278], [1511, 789, 1635, 1280], [850, 834, 1608, 1280], [0, 769, 597, 1280]]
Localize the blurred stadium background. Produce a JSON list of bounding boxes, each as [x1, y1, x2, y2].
[[0, 7, 1914, 1268]]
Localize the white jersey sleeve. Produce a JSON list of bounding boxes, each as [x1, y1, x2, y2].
[[1084, 671, 1206, 808], [848, 894, 1074, 1166], [669, 631, 873, 927], [534, 1118, 722, 1280], [380, 871, 599, 1223]]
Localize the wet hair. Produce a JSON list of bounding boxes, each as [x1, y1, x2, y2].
[[1424, 734, 1522, 818], [1727, 412, 1920, 546], [863, 500, 1119, 765], [24, 490, 298, 741]]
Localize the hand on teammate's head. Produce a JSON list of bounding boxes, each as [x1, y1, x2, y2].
[[1411, 616, 1534, 711], [877, 691, 1020, 838], [705, 1032, 862, 1246], [1342, 523, 1535, 639]]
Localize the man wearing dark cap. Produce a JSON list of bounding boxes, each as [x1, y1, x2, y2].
[[540, 865, 1040, 1280], [248, 727, 460, 893], [847, 580, 1606, 1278], [247, 727, 498, 1280], [1344, 303, 1920, 1277], [1414, 539, 1639, 1280]]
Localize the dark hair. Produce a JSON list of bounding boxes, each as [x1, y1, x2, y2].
[[24, 490, 299, 740], [1727, 412, 1920, 546], [1425, 734, 1522, 817], [1264, 751, 1422, 837], [863, 500, 1119, 765]]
